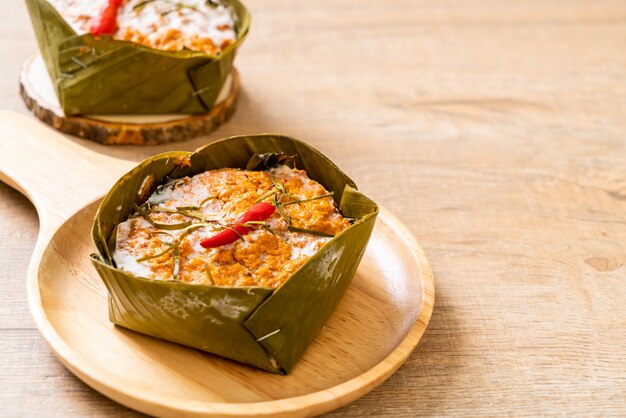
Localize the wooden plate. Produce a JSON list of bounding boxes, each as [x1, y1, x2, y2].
[[19, 55, 240, 145], [0, 112, 434, 417]]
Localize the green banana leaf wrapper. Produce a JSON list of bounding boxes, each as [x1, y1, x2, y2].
[[25, 0, 249, 115], [90, 135, 379, 374]]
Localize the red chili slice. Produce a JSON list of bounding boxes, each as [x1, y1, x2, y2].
[[90, 0, 123, 36], [200, 202, 276, 249]]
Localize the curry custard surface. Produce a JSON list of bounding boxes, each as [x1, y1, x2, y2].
[[113, 166, 349, 288], [48, 0, 237, 54]]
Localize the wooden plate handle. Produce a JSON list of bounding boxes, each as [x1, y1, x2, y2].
[[0, 111, 133, 226]]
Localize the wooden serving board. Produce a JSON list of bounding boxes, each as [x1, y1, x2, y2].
[[0, 111, 434, 417], [20, 55, 240, 146]]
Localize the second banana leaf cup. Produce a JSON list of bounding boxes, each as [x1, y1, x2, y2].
[[25, 0, 250, 116]]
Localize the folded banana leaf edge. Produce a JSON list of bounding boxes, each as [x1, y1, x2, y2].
[[90, 134, 379, 374], [25, 0, 250, 115]]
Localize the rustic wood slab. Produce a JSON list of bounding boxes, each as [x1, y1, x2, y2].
[[19, 55, 240, 146], [1, 0, 625, 416]]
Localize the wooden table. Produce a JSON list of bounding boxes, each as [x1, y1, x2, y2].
[[1, 0, 625, 416]]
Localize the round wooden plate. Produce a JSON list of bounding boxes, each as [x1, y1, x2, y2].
[[0, 112, 435, 417], [19, 55, 240, 145]]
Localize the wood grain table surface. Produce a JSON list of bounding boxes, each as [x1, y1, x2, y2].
[[1, 0, 625, 416]]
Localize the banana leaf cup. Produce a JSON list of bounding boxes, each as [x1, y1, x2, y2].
[[90, 135, 379, 374], [25, 0, 250, 115]]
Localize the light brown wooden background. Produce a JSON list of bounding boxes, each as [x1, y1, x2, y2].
[[1, 0, 625, 416]]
